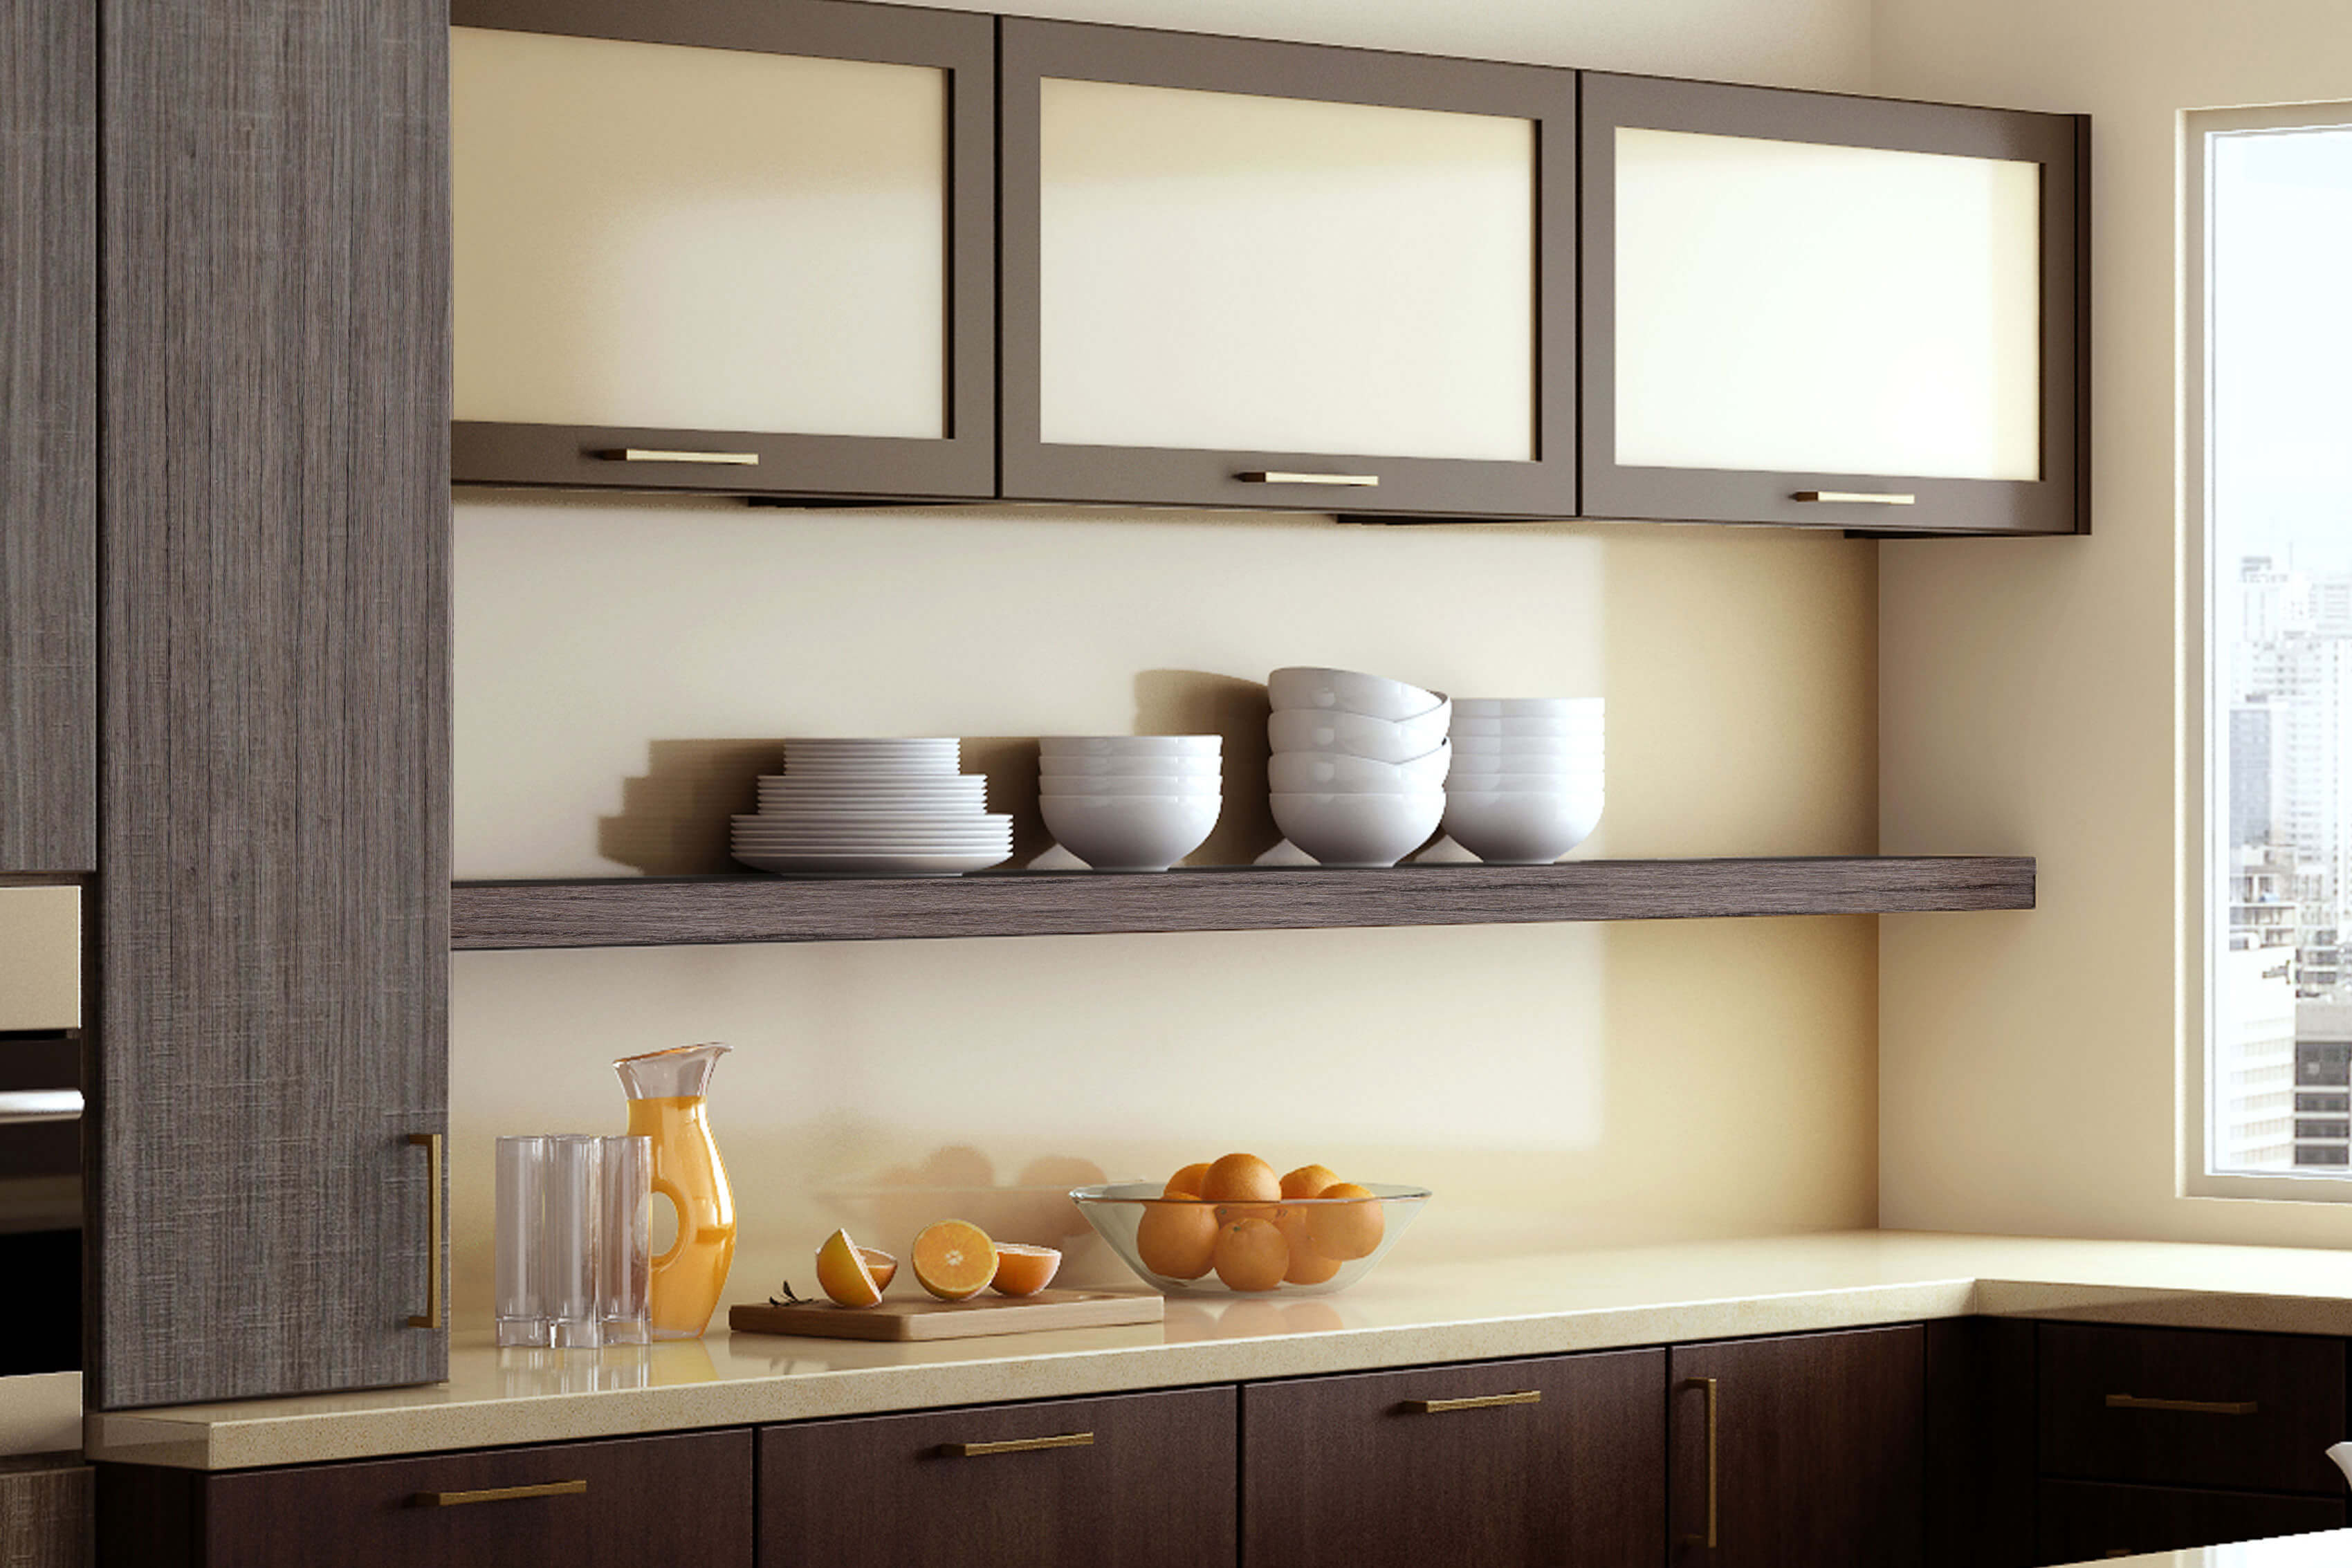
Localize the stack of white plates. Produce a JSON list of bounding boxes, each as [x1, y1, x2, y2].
[[1265, 667, 1451, 868], [1038, 737, 1222, 872], [733, 738, 1012, 877], [1442, 699, 1604, 864]]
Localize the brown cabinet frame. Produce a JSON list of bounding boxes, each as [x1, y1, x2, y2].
[[1579, 74, 2088, 536], [446, 0, 997, 502], [998, 19, 1581, 519]]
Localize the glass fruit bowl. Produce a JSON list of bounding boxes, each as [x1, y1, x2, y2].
[[1070, 1182, 1430, 1297]]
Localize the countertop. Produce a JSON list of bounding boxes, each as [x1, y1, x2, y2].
[[85, 1228, 2352, 1470], [2070, 1533, 2352, 1566]]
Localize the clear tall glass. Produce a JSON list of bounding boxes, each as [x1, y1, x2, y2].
[[495, 1136, 550, 1349], [544, 1134, 605, 1349], [598, 1134, 652, 1345]]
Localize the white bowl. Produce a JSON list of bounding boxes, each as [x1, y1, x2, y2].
[[1039, 735, 1221, 757], [1041, 754, 1222, 778], [1269, 702, 1451, 764], [1449, 717, 1595, 739], [1269, 791, 1445, 868], [1267, 667, 1444, 722], [1040, 795, 1221, 873], [1445, 771, 1604, 792], [1269, 746, 1451, 794], [1453, 698, 1604, 719], [1040, 775, 1222, 797], [1442, 790, 1604, 865], [1450, 734, 1600, 755]]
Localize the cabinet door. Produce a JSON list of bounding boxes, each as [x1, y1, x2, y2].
[[95, 0, 449, 1406], [759, 1387, 1235, 1568], [1000, 20, 1577, 519], [1581, 75, 2085, 535], [0, 0, 95, 872], [448, 0, 993, 501], [1242, 1350, 1666, 1568], [1670, 1325, 1926, 1568], [2036, 1478, 2345, 1563]]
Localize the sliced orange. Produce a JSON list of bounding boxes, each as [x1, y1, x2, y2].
[[859, 1246, 898, 1293], [1164, 1161, 1213, 1198], [815, 1229, 888, 1308], [1135, 1199, 1220, 1280], [1279, 1163, 1341, 1201], [1200, 1153, 1280, 1205], [1305, 1183, 1385, 1261], [991, 1244, 1062, 1298], [911, 1219, 998, 1300], [1213, 1217, 1289, 1293]]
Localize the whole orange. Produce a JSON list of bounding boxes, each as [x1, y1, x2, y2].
[[1305, 1183, 1386, 1261], [1164, 1161, 1213, 1198], [1200, 1152, 1280, 1205], [1277, 1208, 1341, 1284], [1279, 1163, 1341, 1200], [1134, 1199, 1219, 1280], [1213, 1217, 1289, 1293]]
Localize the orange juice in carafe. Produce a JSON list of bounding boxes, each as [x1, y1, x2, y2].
[[614, 1044, 736, 1338]]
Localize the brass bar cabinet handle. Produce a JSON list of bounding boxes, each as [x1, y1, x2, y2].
[[595, 448, 762, 466], [1791, 490, 1915, 505], [1680, 1376, 1720, 1549], [407, 1132, 443, 1330], [1235, 471, 1381, 487], [2104, 1394, 2259, 1417], [412, 1479, 589, 1508], [943, 1432, 1095, 1458], [1402, 1390, 1543, 1414]]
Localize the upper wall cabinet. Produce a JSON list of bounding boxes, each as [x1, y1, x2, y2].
[[998, 21, 1579, 519], [1579, 75, 2087, 535], [447, 0, 995, 501]]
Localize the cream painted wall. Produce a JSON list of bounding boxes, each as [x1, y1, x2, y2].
[[449, 0, 1885, 1322], [1875, 0, 2352, 1242]]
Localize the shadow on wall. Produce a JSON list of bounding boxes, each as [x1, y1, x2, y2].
[[592, 669, 1281, 875]]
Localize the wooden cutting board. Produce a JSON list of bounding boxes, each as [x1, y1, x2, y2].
[[728, 1289, 1164, 1342]]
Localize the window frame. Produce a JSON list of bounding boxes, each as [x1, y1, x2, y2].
[[2183, 101, 2352, 1201]]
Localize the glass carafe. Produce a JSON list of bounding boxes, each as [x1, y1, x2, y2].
[[614, 1044, 736, 1338]]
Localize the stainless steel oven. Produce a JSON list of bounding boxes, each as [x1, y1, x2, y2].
[[0, 885, 84, 1452]]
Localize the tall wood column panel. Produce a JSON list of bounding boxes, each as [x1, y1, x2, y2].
[[0, 0, 95, 872], [95, 0, 451, 1405]]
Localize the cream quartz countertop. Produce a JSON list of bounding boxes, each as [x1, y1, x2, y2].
[[2076, 1533, 2352, 1567], [86, 1229, 2352, 1471]]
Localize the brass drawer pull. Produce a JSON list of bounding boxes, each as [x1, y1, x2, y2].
[[2104, 1393, 2259, 1417], [1236, 471, 1380, 487], [407, 1132, 443, 1330], [1792, 490, 1915, 505], [1402, 1390, 1543, 1414], [944, 1432, 1095, 1458], [596, 448, 762, 466], [412, 1479, 588, 1507], [1681, 1376, 1720, 1549]]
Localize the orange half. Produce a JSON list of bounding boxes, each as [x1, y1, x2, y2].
[[815, 1229, 885, 1309], [911, 1219, 998, 1301], [991, 1244, 1062, 1297]]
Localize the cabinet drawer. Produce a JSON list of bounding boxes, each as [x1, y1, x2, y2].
[[759, 1387, 1234, 1568], [1242, 1350, 1665, 1567], [199, 1430, 751, 1568], [2037, 1479, 2345, 1563], [2038, 1323, 2346, 1494]]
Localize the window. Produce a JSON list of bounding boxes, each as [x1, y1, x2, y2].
[[2199, 106, 2352, 1187]]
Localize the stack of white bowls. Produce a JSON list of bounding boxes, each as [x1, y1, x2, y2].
[[732, 738, 1012, 876], [1266, 667, 1451, 868], [1038, 737, 1222, 872], [1442, 699, 1604, 864]]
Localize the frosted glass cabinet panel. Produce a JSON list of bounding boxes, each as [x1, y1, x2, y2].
[[447, 0, 994, 501], [1581, 76, 2086, 535], [1002, 21, 1580, 519]]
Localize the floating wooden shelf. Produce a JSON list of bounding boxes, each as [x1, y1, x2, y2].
[[450, 856, 2033, 951]]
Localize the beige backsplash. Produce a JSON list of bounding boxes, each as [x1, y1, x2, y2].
[[448, 494, 1880, 1322]]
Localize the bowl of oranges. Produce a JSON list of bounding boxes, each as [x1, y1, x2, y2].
[[1071, 1154, 1428, 1297]]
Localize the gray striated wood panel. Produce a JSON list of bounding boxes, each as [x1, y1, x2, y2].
[[451, 858, 2036, 950], [95, 0, 450, 1407], [0, 0, 96, 874], [0, 1459, 92, 1568]]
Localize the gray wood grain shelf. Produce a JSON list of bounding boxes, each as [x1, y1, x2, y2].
[[451, 857, 2034, 950]]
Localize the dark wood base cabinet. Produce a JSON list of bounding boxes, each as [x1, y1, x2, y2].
[[1669, 1327, 1927, 1568], [2037, 1479, 2346, 1562], [1242, 1350, 1666, 1567], [759, 1387, 1236, 1568], [98, 1431, 751, 1568]]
